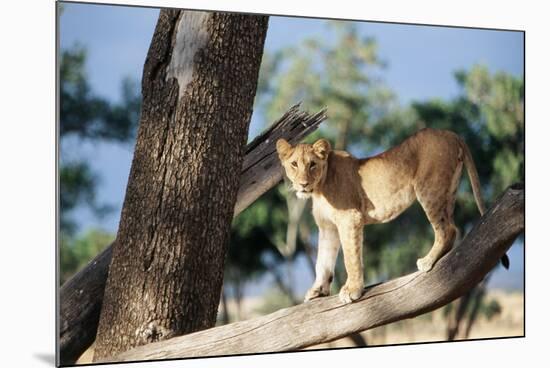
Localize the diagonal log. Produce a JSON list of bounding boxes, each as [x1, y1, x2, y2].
[[107, 184, 523, 363], [59, 104, 327, 365]]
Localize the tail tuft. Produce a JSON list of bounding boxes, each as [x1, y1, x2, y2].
[[501, 254, 510, 269]]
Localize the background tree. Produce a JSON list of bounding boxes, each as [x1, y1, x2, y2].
[[60, 46, 140, 233], [59, 229, 115, 284], [92, 10, 269, 361], [223, 187, 293, 320], [59, 39, 141, 283]]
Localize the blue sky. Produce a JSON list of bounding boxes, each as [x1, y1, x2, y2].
[[59, 2, 524, 291]]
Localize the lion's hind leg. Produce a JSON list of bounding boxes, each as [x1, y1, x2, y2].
[[415, 161, 462, 272], [416, 215, 457, 272]]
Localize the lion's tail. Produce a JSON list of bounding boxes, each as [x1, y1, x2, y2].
[[460, 139, 486, 216], [459, 138, 510, 269]]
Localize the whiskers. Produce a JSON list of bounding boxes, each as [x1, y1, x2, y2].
[[283, 177, 296, 193]]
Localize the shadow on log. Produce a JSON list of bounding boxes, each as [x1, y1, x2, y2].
[[59, 104, 327, 365], [105, 184, 523, 363]]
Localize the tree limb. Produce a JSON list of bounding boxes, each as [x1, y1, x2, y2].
[[59, 104, 327, 364], [107, 184, 523, 363]]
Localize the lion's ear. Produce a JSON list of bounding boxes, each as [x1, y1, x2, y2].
[[312, 139, 331, 160], [276, 139, 293, 160]]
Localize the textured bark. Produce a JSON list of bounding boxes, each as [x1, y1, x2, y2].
[[92, 10, 269, 361], [106, 185, 523, 362], [59, 104, 326, 365]]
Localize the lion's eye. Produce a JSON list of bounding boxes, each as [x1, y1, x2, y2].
[[291, 161, 298, 168], [310, 162, 316, 170]]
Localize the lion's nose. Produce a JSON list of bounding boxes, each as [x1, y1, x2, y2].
[[299, 181, 309, 187]]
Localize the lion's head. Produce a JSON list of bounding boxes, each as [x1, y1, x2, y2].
[[276, 138, 332, 199]]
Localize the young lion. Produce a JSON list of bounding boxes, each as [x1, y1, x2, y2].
[[276, 128, 507, 304]]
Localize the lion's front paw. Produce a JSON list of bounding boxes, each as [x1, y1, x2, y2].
[[304, 284, 330, 302], [416, 256, 434, 272], [338, 283, 363, 304]]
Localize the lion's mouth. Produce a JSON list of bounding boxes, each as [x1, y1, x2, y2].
[[296, 189, 313, 199]]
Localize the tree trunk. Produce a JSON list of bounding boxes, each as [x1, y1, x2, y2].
[[233, 279, 243, 321], [446, 288, 473, 340], [461, 276, 490, 339], [59, 103, 326, 365], [270, 264, 300, 306], [446, 272, 492, 340], [299, 225, 319, 278], [220, 287, 230, 325], [92, 10, 268, 361], [347, 332, 368, 347]]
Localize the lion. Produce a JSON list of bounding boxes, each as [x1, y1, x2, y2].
[[276, 128, 508, 304]]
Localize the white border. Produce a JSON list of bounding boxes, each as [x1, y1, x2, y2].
[[2, 0, 547, 367]]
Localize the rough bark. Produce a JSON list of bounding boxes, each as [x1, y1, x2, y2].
[[92, 9, 269, 361], [59, 103, 326, 365], [105, 185, 523, 362]]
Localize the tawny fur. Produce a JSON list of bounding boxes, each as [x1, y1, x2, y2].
[[276, 128, 486, 304]]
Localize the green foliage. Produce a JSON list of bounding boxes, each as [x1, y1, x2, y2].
[[378, 233, 430, 280], [460, 65, 524, 196], [59, 12, 142, 283], [60, 46, 140, 141], [60, 229, 114, 284], [226, 187, 289, 284], [59, 41, 141, 238], [60, 162, 97, 234], [258, 21, 394, 153]]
